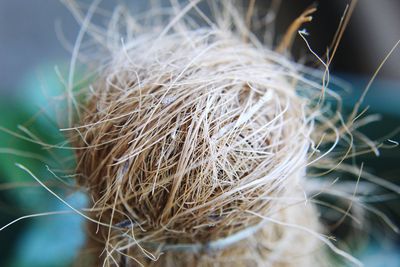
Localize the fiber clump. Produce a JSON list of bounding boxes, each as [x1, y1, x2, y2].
[[70, 2, 350, 266]]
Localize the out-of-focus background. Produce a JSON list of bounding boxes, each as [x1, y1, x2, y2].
[[0, 1, 399, 266]]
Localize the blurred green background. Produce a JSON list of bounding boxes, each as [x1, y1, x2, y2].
[[0, 0, 399, 266]]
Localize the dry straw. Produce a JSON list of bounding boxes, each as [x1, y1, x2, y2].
[[9, 0, 396, 266]]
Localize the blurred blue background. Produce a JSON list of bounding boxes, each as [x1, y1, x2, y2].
[[0, 1, 399, 266]]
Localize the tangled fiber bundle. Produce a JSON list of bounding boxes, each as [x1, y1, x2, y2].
[[62, 1, 369, 266]]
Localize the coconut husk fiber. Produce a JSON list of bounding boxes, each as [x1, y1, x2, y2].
[[66, 1, 364, 266]]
